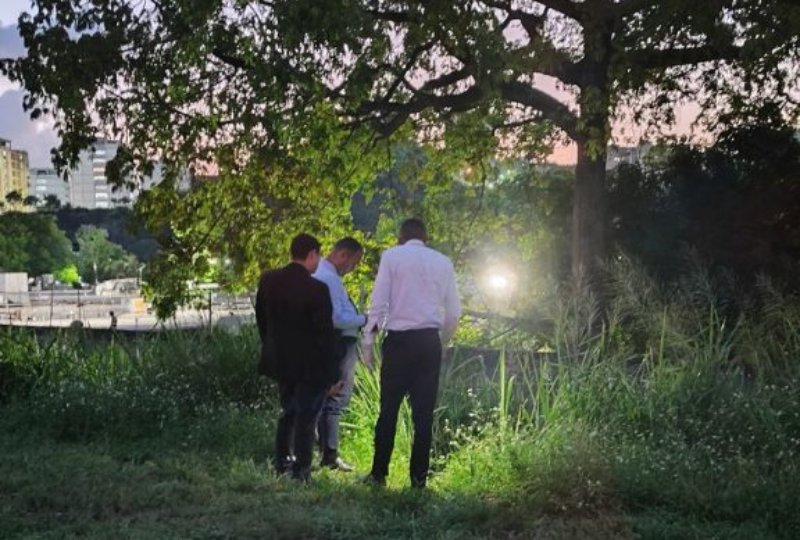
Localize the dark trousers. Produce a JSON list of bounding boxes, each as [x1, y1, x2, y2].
[[370, 328, 442, 487], [275, 380, 327, 480]]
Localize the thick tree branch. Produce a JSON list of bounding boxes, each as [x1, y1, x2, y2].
[[362, 86, 484, 115], [612, 0, 657, 18], [480, 1, 581, 85], [355, 85, 485, 136], [482, 0, 549, 35], [532, 47, 582, 86], [415, 66, 474, 93], [629, 43, 741, 70], [500, 80, 580, 140], [375, 40, 438, 106], [535, 0, 581, 22], [363, 7, 418, 24], [211, 48, 253, 70], [352, 76, 580, 141]]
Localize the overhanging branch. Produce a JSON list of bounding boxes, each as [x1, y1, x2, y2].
[[535, 0, 581, 22], [613, 0, 657, 18], [211, 48, 253, 70], [479, 1, 581, 85], [355, 85, 485, 136], [628, 43, 741, 70], [482, 0, 548, 36], [500, 80, 580, 140], [416, 66, 474, 93], [363, 7, 418, 24], [375, 39, 438, 106], [349, 75, 580, 142]]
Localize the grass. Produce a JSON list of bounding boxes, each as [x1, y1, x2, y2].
[[1, 265, 800, 539]]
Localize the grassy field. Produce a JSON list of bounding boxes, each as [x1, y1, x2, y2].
[[2, 271, 799, 539]]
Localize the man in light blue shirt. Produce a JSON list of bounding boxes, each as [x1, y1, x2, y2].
[[312, 237, 366, 471]]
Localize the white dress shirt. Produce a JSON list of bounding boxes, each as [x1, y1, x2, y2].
[[364, 239, 461, 346], [313, 259, 366, 338]]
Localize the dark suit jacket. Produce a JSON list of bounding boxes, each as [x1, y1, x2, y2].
[[255, 262, 340, 387]]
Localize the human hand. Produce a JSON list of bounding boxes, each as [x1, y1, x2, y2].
[[361, 341, 375, 371], [327, 380, 345, 397]]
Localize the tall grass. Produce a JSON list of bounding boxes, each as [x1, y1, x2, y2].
[[1, 261, 799, 537], [0, 327, 272, 444], [438, 260, 800, 537]]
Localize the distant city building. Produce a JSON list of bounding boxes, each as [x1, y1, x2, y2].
[[0, 138, 30, 204], [68, 139, 136, 209], [29, 168, 69, 206], [607, 144, 652, 170], [66, 140, 184, 209]]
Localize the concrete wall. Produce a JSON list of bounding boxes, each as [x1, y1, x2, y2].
[[0, 272, 29, 305]]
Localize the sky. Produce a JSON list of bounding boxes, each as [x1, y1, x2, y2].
[[1, 1, 59, 167]]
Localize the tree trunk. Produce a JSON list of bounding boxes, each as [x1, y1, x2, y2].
[[572, 8, 612, 288], [571, 141, 607, 283]]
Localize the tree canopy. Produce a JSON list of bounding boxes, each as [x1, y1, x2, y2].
[[0, 212, 74, 277], [75, 225, 140, 284], [2, 0, 798, 313], [608, 125, 800, 285]]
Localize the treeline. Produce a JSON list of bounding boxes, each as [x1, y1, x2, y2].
[[362, 125, 800, 307], [54, 208, 159, 263], [608, 125, 800, 287], [0, 209, 151, 285]]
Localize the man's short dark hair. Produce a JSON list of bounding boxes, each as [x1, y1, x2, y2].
[[333, 236, 363, 254], [399, 218, 427, 242], [290, 233, 321, 260]]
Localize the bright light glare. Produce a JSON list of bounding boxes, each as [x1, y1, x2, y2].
[[488, 274, 510, 290], [484, 267, 516, 299]]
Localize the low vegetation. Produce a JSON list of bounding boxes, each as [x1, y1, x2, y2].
[[1, 266, 798, 539]]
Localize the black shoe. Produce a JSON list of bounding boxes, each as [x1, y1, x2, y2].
[[322, 456, 355, 472], [275, 455, 296, 476], [359, 473, 386, 487]]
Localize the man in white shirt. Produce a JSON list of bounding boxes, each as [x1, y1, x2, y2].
[[362, 218, 461, 488], [312, 237, 366, 472]]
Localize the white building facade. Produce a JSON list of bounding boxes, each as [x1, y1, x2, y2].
[[29, 168, 69, 205]]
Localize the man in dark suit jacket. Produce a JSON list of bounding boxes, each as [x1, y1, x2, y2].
[[255, 233, 341, 482]]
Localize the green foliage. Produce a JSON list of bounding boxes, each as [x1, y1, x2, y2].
[[353, 146, 573, 323], [75, 225, 139, 283], [0, 327, 266, 439], [136, 133, 386, 318], [41, 194, 61, 211], [4, 190, 23, 206], [5, 0, 797, 311], [53, 263, 80, 285], [56, 207, 160, 262], [608, 125, 800, 286], [0, 212, 74, 276], [2, 263, 799, 538]]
